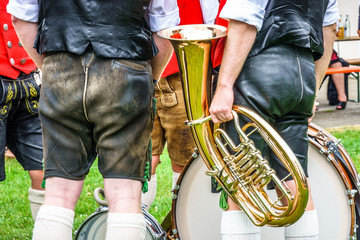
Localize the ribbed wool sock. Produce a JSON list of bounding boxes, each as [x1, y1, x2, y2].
[[221, 210, 261, 240], [284, 210, 319, 240], [32, 205, 74, 240], [141, 174, 157, 211], [105, 213, 146, 240], [28, 188, 45, 221]]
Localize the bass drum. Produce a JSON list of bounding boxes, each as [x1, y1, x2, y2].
[[74, 206, 167, 240], [169, 122, 359, 240]]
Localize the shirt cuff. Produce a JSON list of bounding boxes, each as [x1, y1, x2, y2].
[[323, 0, 339, 26], [149, 7, 180, 32], [7, 1, 39, 22], [219, 0, 267, 31]]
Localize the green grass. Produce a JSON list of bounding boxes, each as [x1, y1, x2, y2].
[[0, 128, 359, 239], [0, 149, 173, 240]]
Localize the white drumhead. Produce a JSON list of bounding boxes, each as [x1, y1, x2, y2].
[[174, 144, 352, 239]]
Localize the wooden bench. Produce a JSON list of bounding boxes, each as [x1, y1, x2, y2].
[[325, 66, 360, 102], [345, 58, 360, 66]]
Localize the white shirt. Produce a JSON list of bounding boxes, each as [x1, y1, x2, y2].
[[200, 0, 220, 24], [7, 0, 180, 32], [220, 0, 339, 31]]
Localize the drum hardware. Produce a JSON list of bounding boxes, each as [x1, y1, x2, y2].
[[347, 189, 358, 205], [171, 191, 178, 200], [158, 24, 309, 227], [348, 189, 358, 198]]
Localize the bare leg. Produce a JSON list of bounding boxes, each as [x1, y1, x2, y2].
[[104, 178, 145, 240], [330, 61, 347, 102], [32, 177, 83, 240], [28, 170, 44, 190]]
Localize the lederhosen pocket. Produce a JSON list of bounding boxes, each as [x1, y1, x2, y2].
[[0, 77, 17, 120], [156, 77, 178, 108], [0, 73, 41, 120], [22, 74, 41, 115]]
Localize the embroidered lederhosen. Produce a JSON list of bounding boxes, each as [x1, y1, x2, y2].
[[0, 72, 41, 120]]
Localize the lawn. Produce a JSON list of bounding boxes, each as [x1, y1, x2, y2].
[[0, 127, 359, 239]]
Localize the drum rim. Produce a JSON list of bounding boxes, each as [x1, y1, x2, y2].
[[74, 206, 167, 240], [308, 122, 359, 238], [169, 151, 199, 239]]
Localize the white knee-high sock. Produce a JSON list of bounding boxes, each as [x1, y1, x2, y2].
[[172, 171, 181, 189], [28, 188, 45, 222], [221, 210, 261, 240], [106, 213, 146, 240], [32, 205, 74, 240], [141, 174, 157, 211], [285, 210, 319, 240]]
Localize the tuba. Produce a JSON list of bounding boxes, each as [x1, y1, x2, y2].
[[157, 24, 308, 227]]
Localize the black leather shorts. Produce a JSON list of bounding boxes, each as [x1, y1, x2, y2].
[[0, 72, 43, 181], [225, 44, 316, 183], [39, 51, 155, 182]]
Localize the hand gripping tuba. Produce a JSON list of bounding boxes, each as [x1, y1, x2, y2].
[[157, 24, 308, 227]]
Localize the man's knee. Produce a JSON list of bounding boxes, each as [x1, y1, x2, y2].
[[43, 177, 84, 209]]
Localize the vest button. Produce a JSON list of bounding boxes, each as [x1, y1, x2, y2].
[[10, 58, 15, 65], [3, 24, 8, 31], [7, 41, 12, 48], [19, 41, 23, 47], [20, 58, 26, 65]]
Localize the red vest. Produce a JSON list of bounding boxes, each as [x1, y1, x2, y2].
[[212, 0, 227, 68], [161, 0, 228, 78], [0, 0, 37, 79], [161, 0, 204, 78]]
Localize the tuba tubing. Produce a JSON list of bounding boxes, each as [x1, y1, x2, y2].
[[157, 24, 309, 227]]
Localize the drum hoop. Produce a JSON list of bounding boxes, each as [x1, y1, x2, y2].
[[309, 122, 358, 177], [308, 122, 360, 238], [169, 123, 360, 240], [75, 206, 167, 240]]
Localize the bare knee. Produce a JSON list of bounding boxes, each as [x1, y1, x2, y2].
[[28, 170, 45, 190], [104, 178, 142, 213], [43, 177, 84, 210]]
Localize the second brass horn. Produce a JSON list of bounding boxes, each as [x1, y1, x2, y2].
[[157, 24, 308, 227]]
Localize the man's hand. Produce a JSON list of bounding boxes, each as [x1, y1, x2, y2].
[[209, 85, 234, 123]]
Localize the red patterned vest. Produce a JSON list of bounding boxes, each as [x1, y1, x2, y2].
[[0, 0, 37, 79], [161, 0, 205, 78]]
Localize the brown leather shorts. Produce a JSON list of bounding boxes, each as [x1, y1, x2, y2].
[[151, 73, 196, 167], [39, 51, 154, 182]]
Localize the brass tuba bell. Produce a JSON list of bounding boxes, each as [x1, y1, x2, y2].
[[157, 24, 309, 227]]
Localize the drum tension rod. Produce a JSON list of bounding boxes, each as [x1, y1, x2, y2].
[[346, 189, 358, 205]]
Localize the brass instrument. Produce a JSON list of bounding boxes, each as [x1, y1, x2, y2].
[[157, 24, 308, 227]]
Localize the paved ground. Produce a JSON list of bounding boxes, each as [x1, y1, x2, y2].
[[312, 75, 360, 129]]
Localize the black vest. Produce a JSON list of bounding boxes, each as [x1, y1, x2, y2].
[[35, 0, 157, 60], [249, 0, 330, 61]]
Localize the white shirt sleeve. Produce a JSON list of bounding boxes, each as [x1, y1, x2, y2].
[[7, 0, 39, 22], [199, 0, 220, 24], [219, 0, 269, 31], [323, 0, 339, 26], [148, 0, 180, 32]]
